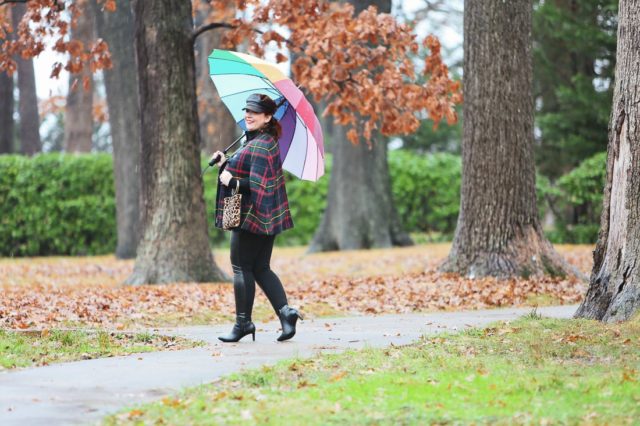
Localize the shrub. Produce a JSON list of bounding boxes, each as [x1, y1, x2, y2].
[[0, 154, 116, 256], [388, 150, 461, 236], [2, 150, 605, 255], [542, 152, 607, 244]]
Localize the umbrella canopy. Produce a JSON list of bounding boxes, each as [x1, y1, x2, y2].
[[208, 49, 325, 182]]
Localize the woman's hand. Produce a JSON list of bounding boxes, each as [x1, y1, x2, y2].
[[209, 151, 227, 167], [219, 170, 234, 186]]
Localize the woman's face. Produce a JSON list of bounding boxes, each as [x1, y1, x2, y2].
[[245, 110, 272, 131]]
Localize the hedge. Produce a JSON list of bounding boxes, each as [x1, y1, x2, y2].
[[540, 152, 607, 244], [0, 154, 116, 256], [0, 150, 606, 256], [389, 151, 461, 236]]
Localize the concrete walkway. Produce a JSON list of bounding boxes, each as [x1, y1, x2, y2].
[[0, 305, 578, 425]]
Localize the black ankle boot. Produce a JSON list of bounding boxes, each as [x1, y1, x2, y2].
[[277, 305, 303, 342], [219, 314, 256, 343]]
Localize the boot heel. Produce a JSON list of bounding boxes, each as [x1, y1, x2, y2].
[[218, 319, 256, 343], [277, 305, 301, 342]]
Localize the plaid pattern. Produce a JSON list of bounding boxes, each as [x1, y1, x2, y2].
[[215, 132, 293, 235]]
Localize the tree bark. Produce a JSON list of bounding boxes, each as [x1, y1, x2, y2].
[[11, 3, 41, 156], [309, 126, 412, 251], [64, 0, 94, 153], [308, 0, 413, 252], [126, 0, 225, 284], [194, 2, 237, 153], [92, 0, 141, 259], [0, 71, 14, 154], [575, 0, 640, 322], [440, 0, 573, 279]]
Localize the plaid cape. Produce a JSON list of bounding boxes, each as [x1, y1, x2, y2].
[[215, 131, 293, 235]]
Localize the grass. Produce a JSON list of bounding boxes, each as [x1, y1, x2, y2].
[[105, 313, 640, 425], [0, 329, 203, 369]]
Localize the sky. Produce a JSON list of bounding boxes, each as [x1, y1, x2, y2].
[[32, 0, 464, 101]]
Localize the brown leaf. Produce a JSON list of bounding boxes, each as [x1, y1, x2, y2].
[[329, 371, 347, 382]]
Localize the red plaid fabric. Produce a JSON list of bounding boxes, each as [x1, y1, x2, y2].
[[215, 132, 294, 235]]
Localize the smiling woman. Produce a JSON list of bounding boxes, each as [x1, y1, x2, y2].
[[209, 93, 301, 344]]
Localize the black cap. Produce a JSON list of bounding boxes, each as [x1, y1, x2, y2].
[[242, 93, 277, 115]]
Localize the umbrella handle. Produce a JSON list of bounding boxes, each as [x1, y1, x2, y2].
[[201, 133, 246, 177]]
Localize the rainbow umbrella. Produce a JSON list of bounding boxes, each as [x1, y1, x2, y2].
[[208, 49, 325, 182]]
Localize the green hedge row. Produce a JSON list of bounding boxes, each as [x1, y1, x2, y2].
[[0, 151, 606, 256], [0, 154, 116, 256], [211, 151, 462, 247]]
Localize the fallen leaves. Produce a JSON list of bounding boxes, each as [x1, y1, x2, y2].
[[127, 409, 144, 419], [622, 368, 637, 383], [328, 371, 347, 382], [0, 244, 593, 330], [290, 271, 586, 317]]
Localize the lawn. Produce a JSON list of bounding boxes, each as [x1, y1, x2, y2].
[[105, 312, 640, 425], [0, 328, 202, 369]]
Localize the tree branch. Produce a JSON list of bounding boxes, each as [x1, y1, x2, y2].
[[191, 22, 236, 44], [191, 20, 297, 49], [0, 0, 62, 9], [0, 0, 28, 6], [192, 20, 359, 93]]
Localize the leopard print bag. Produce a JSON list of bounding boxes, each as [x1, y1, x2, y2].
[[222, 188, 242, 230]]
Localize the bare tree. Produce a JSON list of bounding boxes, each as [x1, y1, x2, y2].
[[92, 0, 140, 258], [194, 1, 237, 154], [0, 71, 13, 153], [11, 2, 41, 156], [64, 0, 94, 153]]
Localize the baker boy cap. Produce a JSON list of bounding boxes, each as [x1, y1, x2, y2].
[[242, 93, 277, 115]]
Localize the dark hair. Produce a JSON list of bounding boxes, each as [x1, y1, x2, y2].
[[256, 94, 277, 114], [252, 94, 281, 139], [263, 117, 282, 139]]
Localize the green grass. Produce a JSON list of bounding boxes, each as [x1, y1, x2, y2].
[[0, 329, 202, 369], [105, 313, 640, 425]]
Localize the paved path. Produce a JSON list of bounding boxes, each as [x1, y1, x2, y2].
[[0, 305, 578, 425]]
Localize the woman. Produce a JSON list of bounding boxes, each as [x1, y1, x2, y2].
[[210, 93, 302, 343]]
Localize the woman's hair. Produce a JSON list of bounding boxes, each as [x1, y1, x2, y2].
[[255, 94, 281, 139], [263, 116, 282, 139]]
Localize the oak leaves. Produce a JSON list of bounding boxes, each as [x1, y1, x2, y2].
[[1, 0, 461, 144]]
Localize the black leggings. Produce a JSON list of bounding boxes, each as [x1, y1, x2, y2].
[[230, 230, 288, 319]]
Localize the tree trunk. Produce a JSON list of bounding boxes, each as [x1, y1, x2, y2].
[[11, 3, 41, 156], [575, 0, 640, 322], [64, 0, 94, 153], [195, 2, 237, 153], [0, 71, 14, 154], [309, 127, 412, 251], [126, 0, 225, 284], [440, 0, 573, 279], [92, 0, 141, 259], [308, 0, 413, 252]]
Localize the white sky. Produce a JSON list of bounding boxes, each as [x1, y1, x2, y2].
[[33, 0, 463, 100]]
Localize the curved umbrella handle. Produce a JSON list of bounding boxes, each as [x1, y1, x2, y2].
[[201, 133, 246, 178]]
